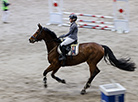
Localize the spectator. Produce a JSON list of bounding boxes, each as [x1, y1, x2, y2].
[[1, 0, 11, 23]]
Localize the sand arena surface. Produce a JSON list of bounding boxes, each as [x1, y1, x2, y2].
[[0, 0, 138, 102]]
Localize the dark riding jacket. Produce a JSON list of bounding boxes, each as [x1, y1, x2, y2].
[[62, 22, 78, 40]]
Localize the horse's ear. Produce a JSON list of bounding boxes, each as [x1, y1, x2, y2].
[[38, 23, 42, 30]]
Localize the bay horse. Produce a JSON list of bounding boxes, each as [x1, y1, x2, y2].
[[29, 24, 136, 95]]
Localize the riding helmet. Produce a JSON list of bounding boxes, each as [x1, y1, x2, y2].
[[69, 14, 77, 21]]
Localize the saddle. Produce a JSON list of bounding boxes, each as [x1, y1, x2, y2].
[[57, 40, 79, 56]]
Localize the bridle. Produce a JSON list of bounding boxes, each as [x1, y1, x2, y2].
[[31, 27, 60, 43], [31, 27, 44, 42]]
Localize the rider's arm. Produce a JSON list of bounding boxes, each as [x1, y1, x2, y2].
[[59, 23, 77, 38], [64, 24, 75, 37]]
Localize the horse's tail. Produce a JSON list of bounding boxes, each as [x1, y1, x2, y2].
[[102, 45, 136, 71]]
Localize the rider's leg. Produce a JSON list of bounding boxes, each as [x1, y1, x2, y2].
[[59, 37, 75, 61], [59, 45, 66, 61]]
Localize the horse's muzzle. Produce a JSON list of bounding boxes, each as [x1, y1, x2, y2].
[[29, 38, 35, 43]]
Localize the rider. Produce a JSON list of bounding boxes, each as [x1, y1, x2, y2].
[[59, 14, 78, 61]]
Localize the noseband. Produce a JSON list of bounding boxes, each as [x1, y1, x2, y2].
[[31, 27, 44, 41]]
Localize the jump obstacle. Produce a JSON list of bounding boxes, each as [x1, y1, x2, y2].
[[47, 0, 129, 33], [62, 12, 114, 31]]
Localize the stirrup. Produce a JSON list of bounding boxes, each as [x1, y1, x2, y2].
[[59, 55, 66, 61]]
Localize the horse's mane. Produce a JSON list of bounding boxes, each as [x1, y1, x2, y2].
[[43, 27, 58, 39]]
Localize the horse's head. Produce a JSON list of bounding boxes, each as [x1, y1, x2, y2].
[[29, 24, 45, 43], [29, 24, 61, 44]]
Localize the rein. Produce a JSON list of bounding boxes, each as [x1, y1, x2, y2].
[[45, 39, 58, 43], [32, 27, 61, 43]]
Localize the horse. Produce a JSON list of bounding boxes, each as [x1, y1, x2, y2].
[[29, 24, 136, 95]]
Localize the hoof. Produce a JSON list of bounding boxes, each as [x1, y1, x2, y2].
[[61, 79, 66, 84], [43, 77, 47, 88], [81, 89, 86, 95], [44, 84, 47, 88]]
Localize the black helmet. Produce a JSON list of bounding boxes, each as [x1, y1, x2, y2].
[[69, 14, 77, 21]]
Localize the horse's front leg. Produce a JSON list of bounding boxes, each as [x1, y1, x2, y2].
[[43, 76, 47, 88], [43, 64, 66, 88], [43, 64, 55, 88], [51, 67, 66, 84]]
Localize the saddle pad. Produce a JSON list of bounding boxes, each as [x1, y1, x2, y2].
[[58, 44, 79, 56]]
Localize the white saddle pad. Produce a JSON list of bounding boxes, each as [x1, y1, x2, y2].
[[58, 44, 79, 56]]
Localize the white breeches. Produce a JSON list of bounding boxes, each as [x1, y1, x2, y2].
[[2, 11, 10, 22], [60, 37, 75, 46]]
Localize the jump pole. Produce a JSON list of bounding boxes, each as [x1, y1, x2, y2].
[[63, 18, 114, 25]]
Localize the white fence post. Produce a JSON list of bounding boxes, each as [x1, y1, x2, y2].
[[113, 0, 129, 33], [47, 0, 63, 25]]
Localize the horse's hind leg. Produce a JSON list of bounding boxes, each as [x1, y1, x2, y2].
[[81, 64, 100, 95]]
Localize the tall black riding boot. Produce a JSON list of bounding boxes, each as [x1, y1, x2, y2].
[[59, 45, 66, 61]]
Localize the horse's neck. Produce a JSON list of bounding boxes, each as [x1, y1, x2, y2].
[[43, 38, 58, 53]]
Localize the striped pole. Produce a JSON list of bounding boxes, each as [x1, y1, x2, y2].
[[61, 23, 113, 31], [63, 18, 114, 25], [78, 23, 114, 28], [63, 12, 113, 19], [79, 25, 113, 30]]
